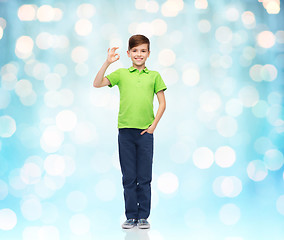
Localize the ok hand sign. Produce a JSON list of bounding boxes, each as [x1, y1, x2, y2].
[[107, 47, 120, 64]]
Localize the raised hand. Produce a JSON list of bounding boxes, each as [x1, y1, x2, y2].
[[107, 47, 120, 64]]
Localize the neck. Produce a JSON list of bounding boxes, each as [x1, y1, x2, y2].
[[132, 63, 145, 72]]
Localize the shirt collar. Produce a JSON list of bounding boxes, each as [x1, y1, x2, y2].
[[128, 66, 149, 74]]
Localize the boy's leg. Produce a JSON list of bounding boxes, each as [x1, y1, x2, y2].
[[136, 131, 153, 219], [118, 128, 138, 219]]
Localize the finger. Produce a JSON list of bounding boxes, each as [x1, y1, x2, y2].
[[140, 130, 145, 135]]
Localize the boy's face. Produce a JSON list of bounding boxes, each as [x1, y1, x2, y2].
[[127, 43, 150, 67]]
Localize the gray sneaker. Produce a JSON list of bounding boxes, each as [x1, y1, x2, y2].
[[122, 219, 137, 229], [137, 219, 150, 229]]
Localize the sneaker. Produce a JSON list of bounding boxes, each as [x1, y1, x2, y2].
[[121, 219, 137, 229], [137, 219, 150, 229]]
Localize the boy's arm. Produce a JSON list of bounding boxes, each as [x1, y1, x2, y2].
[[93, 47, 120, 88], [141, 90, 166, 135]]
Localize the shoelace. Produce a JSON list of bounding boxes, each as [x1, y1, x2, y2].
[[126, 219, 136, 224], [138, 219, 148, 224]]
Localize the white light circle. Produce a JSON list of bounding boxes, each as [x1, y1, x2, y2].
[[219, 203, 240, 225], [69, 214, 90, 235], [33, 62, 51, 80], [15, 79, 33, 97], [216, 116, 238, 137], [44, 154, 65, 176], [71, 46, 89, 63], [66, 191, 87, 212], [225, 99, 243, 117], [182, 68, 200, 86], [146, 1, 159, 13], [20, 162, 42, 184], [0, 208, 17, 230], [247, 160, 268, 181], [215, 146, 236, 168], [1, 72, 17, 90], [263, 149, 284, 171], [40, 126, 64, 153], [75, 19, 92, 36], [158, 49, 176, 66], [198, 19, 211, 33], [15, 35, 34, 59], [20, 90, 37, 106], [38, 226, 60, 240], [215, 26, 233, 44], [192, 147, 214, 169], [161, 68, 178, 86], [44, 175, 65, 191], [0, 115, 16, 138], [21, 197, 42, 221], [77, 3, 96, 18], [257, 31, 275, 48], [199, 90, 221, 112], [44, 73, 61, 90], [18, 5, 36, 21], [56, 110, 77, 132], [226, 7, 239, 21], [70, 121, 97, 144], [22, 226, 39, 240], [36, 32, 53, 50], [254, 137, 274, 154], [44, 90, 61, 108], [161, 0, 183, 17], [151, 19, 167, 36], [95, 179, 116, 201], [238, 85, 259, 107], [59, 89, 74, 107], [261, 64, 277, 82], [37, 5, 55, 22], [157, 172, 179, 194], [221, 176, 242, 197]]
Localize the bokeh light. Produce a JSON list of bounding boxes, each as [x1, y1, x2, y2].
[[0, 209, 17, 230], [1, 1, 283, 239]]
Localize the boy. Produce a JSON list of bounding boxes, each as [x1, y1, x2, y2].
[[93, 34, 167, 229]]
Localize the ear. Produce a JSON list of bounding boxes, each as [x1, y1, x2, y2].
[[148, 50, 150, 57], [127, 50, 130, 57]]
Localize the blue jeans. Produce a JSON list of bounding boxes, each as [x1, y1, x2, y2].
[[118, 128, 153, 219]]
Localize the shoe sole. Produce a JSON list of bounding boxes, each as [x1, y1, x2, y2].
[[122, 225, 136, 229], [138, 225, 150, 229]]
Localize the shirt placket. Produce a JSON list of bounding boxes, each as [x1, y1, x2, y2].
[[137, 71, 142, 86]]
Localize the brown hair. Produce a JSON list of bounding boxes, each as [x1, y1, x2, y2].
[[128, 34, 150, 51]]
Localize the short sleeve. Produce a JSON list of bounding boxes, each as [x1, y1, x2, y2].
[[105, 68, 121, 88], [154, 72, 167, 94]]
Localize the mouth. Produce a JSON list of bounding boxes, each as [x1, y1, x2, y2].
[[135, 58, 143, 61]]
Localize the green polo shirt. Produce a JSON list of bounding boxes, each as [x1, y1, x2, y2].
[[106, 66, 167, 129]]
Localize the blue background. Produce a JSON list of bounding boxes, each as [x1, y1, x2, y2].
[[0, 0, 284, 239]]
